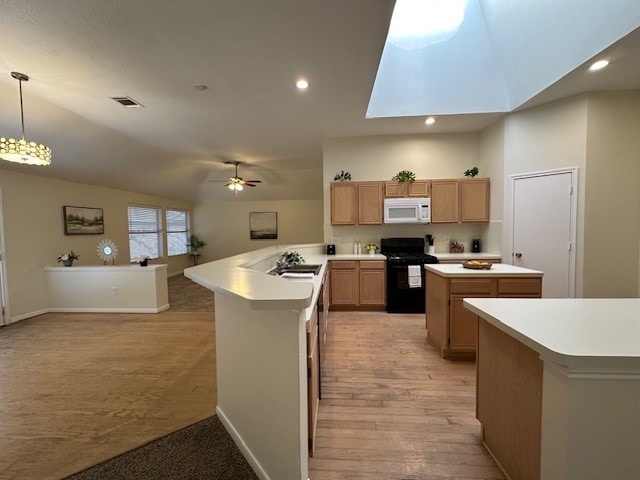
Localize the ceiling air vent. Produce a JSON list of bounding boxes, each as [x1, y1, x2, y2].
[[111, 96, 145, 108]]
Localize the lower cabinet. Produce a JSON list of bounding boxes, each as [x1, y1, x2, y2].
[[307, 305, 320, 456], [426, 273, 542, 359], [330, 260, 386, 310]]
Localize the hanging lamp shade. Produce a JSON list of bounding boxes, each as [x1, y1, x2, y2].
[[0, 72, 51, 166]]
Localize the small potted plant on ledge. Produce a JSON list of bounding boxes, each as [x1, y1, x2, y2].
[[365, 243, 379, 255], [392, 170, 416, 183], [57, 250, 79, 267], [188, 234, 207, 265], [133, 254, 150, 267]]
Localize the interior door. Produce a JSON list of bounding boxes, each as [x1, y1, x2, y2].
[[511, 169, 577, 298]]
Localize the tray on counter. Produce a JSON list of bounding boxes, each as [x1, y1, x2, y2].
[[461, 260, 492, 270]]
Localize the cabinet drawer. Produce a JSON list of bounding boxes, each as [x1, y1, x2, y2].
[[450, 279, 493, 294], [498, 278, 542, 295], [331, 261, 357, 270], [359, 260, 385, 270]]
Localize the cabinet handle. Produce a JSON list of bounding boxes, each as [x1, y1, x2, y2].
[[514, 252, 522, 258]]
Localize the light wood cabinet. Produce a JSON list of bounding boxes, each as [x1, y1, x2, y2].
[[329, 260, 386, 309], [425, 271, 541, 359], [330, 261, 358, 305], [460, 178, 490, 222], [357, 182, 383, 224], [430, 179, 460, 223], [331, 182, 357, 225], [331, 181, 383, 225], [307, 305, 320, 456], [431, 178, 490, 223], [384, 180, 431, 198], [359, 261, 386, 305]]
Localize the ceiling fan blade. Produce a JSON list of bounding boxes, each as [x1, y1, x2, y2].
[[244, 180, 262, 183], [244, 183, 257, 187]]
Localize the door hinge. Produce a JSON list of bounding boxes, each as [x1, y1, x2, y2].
[[568, 242, 572, 252], [569, 185, 573, 195]]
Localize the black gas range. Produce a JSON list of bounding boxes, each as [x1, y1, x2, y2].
[[381, 238, 438, 314]]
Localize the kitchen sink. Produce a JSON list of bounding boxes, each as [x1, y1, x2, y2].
[[270, 264, 322, 276]]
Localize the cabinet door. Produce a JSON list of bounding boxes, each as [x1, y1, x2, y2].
[[359, 267, 386, 305], [449, 294, 490, 351], [431, 180, 460, 223], [384, 181, 405, 197], [460, 178, 490, 222], [331, 182, 357, 225], [330, 268, 358, 305], [358, 182, 383, 224], [408, 180, 431, 197]]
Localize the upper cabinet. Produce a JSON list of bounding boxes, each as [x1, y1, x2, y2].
[[331, 182, 358, 225], [460, 178, 490, 222], [431, 178, 490, 224], [331, 181, 383, 225], [384, 180, 431, 198], [431, 180, 460, 223], [357, 182, 384, 225]]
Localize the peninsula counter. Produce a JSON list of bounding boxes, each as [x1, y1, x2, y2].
[[464, 298, 640, 480]]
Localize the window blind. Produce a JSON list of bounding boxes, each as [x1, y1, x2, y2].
[[128, 205, 162, 260], [166, 209, 189, 256]]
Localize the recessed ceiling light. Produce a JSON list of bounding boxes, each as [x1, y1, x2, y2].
[[425, 116, 436, 125], [589, 59, 609, 71], [296, 79, 309, 89]]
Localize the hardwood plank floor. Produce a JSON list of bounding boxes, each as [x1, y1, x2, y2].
[[309, 312, 504, 480], [0, 311, 215, 480]]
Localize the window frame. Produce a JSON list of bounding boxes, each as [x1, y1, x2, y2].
[[127, 204, 163, 261], [165, 208, 190, 257]]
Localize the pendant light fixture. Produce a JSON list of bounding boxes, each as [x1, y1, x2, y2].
[[0, 72, 52, 166]]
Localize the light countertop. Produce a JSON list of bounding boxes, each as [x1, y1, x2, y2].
[[464, 298, 640, 370], [425, 263, 542, 277], [433, 252, 501, 261]]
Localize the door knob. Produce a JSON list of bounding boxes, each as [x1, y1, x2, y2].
[[514, 252, 522, 258]]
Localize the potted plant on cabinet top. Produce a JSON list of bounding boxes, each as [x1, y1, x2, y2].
[[57, 250, 79, 267], [133, 254, 150, 266], [392, 170, 416, 182]]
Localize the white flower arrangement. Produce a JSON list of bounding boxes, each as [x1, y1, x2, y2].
[[133, 254, 150, 264]]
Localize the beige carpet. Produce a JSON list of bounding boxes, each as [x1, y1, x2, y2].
[[168, 274, 214, 312]]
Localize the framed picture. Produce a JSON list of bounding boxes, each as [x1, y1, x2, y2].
[[250, 212, 277, 240], [63, 206, 104, 235]]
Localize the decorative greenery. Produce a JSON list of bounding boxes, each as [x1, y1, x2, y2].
[[392, 170, 416, 182], [334, 170, 352, 181], [188, 234, 207, 252], [57, 250, 80, 263], [276, 251, 305, 269], [365, 243, 379, 253], [464, 166, 479, 177], [133, 254, 149, 263]]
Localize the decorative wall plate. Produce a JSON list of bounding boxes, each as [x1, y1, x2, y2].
[[97, 239, 118, 264]]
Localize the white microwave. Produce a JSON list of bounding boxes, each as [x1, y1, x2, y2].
[[384, 197, 431, 224]]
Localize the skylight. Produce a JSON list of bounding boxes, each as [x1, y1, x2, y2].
[[367, 0, 640, 119], [387, 0, 466, 50]]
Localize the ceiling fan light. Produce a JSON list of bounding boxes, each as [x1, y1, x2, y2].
[[236, 184, 244, 191]]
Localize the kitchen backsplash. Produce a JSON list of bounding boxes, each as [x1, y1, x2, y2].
[[325, 222, 499, 255]]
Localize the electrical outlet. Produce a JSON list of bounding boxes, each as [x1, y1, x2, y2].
[[346, 236, 354, 244], [112, 287, 118, 295], [444, 235, 450, 244]]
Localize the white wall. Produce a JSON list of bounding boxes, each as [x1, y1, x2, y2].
[[479, 120, 506, 254], [323, 133, 491, 253], [192, 199, 324, 261], [0, 169, 192, 322], [583, 90, 640, 297], [501, 95, 589, 295]]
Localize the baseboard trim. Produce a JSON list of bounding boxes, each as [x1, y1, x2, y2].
[[46, 306, 170, 314], [9, 309, 49, 323], [216, 405, 271, 480]]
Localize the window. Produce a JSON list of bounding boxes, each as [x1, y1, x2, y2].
[[166, 209, 189, 256], [128, 205, 162, 261]]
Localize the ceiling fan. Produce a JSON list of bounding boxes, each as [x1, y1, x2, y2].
[[210, 161, 262, 192]]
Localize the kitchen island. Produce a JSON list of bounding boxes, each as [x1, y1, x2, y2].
[[464, 298, 640, 480], [425, 263, 542, 359], [184, 244, 385, 480]]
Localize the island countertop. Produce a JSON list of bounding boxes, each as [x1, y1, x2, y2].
[[464, 298, 640, 369], [426, 263, 542, 277]]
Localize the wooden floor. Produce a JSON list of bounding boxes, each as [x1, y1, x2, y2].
[[0, 311, 215, 480], [309, 312, 504, 480], [1, 309, 502, 480]]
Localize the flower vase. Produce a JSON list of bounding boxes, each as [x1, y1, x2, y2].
[[368, 250, 375, 255], [62, 259, 73, 267], [140, 259, 148, 267]]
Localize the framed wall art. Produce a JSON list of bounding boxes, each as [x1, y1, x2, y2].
[[63, 206, 105, 235], [249, 211, 277, 240]]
